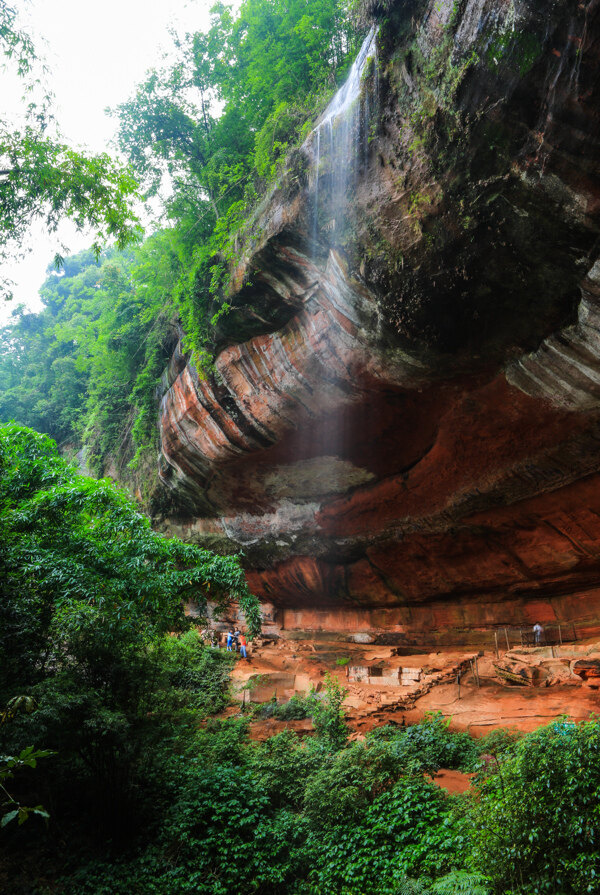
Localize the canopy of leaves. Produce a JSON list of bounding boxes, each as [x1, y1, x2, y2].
[[0, 422, 261, 696], [0, 1, 141, 299], [112, 0, 360, 360], [0, 237, 184, 492], [471, 718, 600, 894]]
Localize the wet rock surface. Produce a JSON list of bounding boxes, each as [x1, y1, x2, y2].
[[157, 0, 600, 643]]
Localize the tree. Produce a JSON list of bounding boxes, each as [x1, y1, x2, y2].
[[311, 671, 349, 749], [0, 237, 183, 485], [0, 697, 53, 831], [0, 1, 141, 298], [0, 422, 260, 834], [112, 0, 360, 360], [471, 719, 600, 894], [0, 422, 261, 697]]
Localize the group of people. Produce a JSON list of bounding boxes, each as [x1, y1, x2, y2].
[[226, 628, 249, 660]]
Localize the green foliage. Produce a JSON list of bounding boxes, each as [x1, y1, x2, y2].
[[476, 725, 522, 759], [0, 745, 52, 829], [155, 631, 236, 716], [0, 2, 140, 298], [310, 775, 461, 893], [391, 871, 491, 895], [428, 870, 491, 894], [0, 237, 181, 485], [6, 670, 600, 895], [0, 423, 260, 846], [311, 672, 349, 750], [192, 716, 251, 768], [254, 691, 317, 721], [0, 423, 261, 698], [112, 0, 360, 361], [0, 2, 36, 76], [366, 712, 479, 773], [249, 728, 324, 809], [471, 718, 600, 894]]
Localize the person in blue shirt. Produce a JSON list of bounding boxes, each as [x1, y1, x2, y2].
[[226, 629, 234, 651]]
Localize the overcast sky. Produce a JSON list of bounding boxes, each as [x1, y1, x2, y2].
[[1, 0, 215, 322]]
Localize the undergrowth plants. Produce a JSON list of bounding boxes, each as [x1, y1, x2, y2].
[[3, 549, 599, 895], [2, 433, 594, 895]]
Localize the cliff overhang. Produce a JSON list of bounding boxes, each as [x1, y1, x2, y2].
[[156, 0, 600, 644]]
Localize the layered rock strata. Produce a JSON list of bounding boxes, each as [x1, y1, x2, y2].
[[157, 0, 600, 644]]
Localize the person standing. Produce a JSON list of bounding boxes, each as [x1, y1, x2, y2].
[[239, 632, 249, 661], [226, 629, 234, 651], [233, 629, 241, 651], [533, 622, 544, 645]]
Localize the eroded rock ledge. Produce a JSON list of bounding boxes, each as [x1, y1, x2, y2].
[[156, 0, 600, 645]]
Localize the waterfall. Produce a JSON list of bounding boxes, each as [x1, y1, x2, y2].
[[308, 26, 379, 249], [291, 27, 380, 495], [319, 25, 378, 126]]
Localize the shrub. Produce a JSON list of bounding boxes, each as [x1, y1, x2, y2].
[[311, 775, 462, 893], [303, 737, 415, 830], [250, 728, 325, 809], [311, 673, 349, 750], [254, 692, 317, 721], [471, 717, 600, 894], [155, 630, 236, 716], [366, 713, 479, 773]]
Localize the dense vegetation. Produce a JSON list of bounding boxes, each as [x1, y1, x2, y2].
[[112, 0, 359, 358], [0, 0, 362, 482], [0, 241, 180, 492], [0, 423, 259, 850], [3, 3, 600, 894], [1, 427, 599, 894]]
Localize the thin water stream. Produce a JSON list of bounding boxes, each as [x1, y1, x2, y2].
[[307, 26, 379, 251]]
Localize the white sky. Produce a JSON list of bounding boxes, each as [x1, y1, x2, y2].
[[1, 0, 216, 322]]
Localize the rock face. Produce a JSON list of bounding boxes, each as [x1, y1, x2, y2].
[[157, 0, 600, 645]]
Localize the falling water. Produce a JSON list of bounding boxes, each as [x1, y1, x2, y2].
[[319, 25, 378, 126], [312, 126, 320, 248], [290, 27, 380, 500], [309, 26, 379, 251]]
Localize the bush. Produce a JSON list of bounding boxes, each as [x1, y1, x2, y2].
[[254, 692, 317, 721], [471, 718, 600, 894], [311, 775, 462, 893], [249, 728, 325, 809], [155, 630, 236, 716], [190, 717, 251, 768], [311, 673, 349, 750], [303, 737, 414, 830], [366, 713, 479, 773]]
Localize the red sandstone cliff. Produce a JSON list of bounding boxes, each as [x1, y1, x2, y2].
[[156, 0, 600, 644]]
